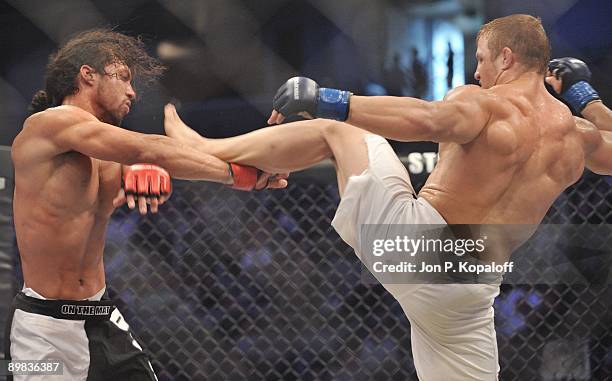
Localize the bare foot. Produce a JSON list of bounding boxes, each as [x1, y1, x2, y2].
[[164, 103, 207, 144]]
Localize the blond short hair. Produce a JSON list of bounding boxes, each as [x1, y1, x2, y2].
[[477, 14, 550, 74]]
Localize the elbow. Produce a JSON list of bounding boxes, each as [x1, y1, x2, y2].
[[129, 135, 166, 165]]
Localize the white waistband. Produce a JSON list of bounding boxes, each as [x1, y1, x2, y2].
[[22, 284, 106, 301]]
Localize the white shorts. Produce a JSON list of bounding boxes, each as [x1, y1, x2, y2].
[[5, 286, 157, 381], [332, 135, 500, 381]]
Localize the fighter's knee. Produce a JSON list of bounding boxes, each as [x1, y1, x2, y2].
[[320, 120, 366, 144], [319, 119, 342, 139]]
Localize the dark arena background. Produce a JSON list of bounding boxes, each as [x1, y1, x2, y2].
[[1, 0, 611, 380]]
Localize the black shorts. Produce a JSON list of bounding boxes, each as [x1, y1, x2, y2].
[[4, 292, 158, 380]]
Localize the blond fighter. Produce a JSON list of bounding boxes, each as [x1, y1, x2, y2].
[[165, 14, 611, 381]]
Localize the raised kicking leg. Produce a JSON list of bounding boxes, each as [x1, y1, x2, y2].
[[163, 104, 368, 195]]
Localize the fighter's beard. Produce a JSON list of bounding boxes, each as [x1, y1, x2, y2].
[[100, 110, 123, 126]]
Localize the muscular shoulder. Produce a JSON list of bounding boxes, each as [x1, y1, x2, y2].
[[13, 106, 96, 167], [447, 84, 508, 98], [444, 85, 484, 101], [444, 85, 507, 113], [23, 106, 95, 135]]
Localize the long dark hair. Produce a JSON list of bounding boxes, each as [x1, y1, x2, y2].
[[30, 29, 165, 114]]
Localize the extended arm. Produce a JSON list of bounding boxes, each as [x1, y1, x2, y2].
[[14, 107, 232, 183], [268, 77, 490, 144], [345, 86, 490, 143]]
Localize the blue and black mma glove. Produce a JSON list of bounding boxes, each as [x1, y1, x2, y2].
[[548, 57, 600, 115], [272, 77, 351, 121]]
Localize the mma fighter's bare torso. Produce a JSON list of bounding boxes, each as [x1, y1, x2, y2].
[[419, 79, 589, 226], [12, 107, 122, 300]]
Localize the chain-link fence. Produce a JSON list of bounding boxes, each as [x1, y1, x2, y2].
[[85, 169, 611, 381], [1, 1, 610, 379]]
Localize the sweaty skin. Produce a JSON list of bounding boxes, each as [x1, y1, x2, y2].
[[165, 37, 611, 259], [342, 87, 609, 225], [321, 62, 604, 225], [161, 23, 611, 381], [271, 37, 611, 227], [413, 82, 588, 225], [11, 62, 285, 300]]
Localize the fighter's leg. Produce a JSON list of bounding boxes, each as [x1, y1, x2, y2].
[[400, 284, 500, 381], [318, 122, 369, 195], [163, 104, 368, 195]]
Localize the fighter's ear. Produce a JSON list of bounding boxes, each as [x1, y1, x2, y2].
[[500, 47, 514, 70], [78, 65, 97, 86]]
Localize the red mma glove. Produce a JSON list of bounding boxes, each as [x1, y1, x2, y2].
[[123, 164, 172, 197], [228, 163, 261, 191]]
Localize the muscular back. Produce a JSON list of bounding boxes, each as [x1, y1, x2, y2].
[[420, 82, 587, 225], [12, 106, 121, 299]]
